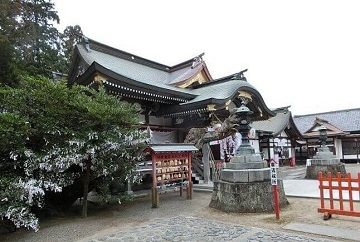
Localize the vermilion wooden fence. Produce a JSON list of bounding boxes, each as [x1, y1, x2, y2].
[[318, 172, 360, 219]]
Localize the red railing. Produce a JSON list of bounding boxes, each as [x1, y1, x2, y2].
[[318, 172, 360, 219]]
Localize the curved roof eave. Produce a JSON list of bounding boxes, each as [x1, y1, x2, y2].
[[287, 115, 304, 140], [158, 85, 275, 119], [241, 86, 275, 120], [68, 46, 92, 84], [271, 112, 291, 137], [269, 111, 304, 139]]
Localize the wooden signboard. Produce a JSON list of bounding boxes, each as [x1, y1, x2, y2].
[[145, 144, 198, 208]]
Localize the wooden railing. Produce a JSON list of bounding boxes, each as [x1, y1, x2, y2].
[[318, 172, 360, 219]]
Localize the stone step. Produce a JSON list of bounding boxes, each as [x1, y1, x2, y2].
[[193, 187, 213, 193], [197, 179, 204, 184], [193, 184, 213, 192], [193, 182, 214, 193]]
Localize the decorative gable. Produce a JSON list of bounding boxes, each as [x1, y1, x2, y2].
[[176, 70, 210, 88], [304, 118, 347, 137]]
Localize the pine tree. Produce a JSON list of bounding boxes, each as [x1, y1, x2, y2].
[[61, 25, 83, 70], [0, 0, 66, 77]]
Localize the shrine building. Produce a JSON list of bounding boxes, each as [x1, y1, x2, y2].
[[68, 37, 303, 180], [294, 108, 360, 163], [69, 37, 274, 134]]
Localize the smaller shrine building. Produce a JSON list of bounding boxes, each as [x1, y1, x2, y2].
[[294, 108, 360, 163]]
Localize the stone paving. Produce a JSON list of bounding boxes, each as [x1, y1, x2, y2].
[[86, 216, 334, 242]]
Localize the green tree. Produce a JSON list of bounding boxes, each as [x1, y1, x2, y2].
[[0, 37, 18, 86], [0, 77, 147, 230], [61, 25, 83, 69], [0, 0, 19, 38], [16, 0, 66, 75], [0, 0, 66, 77], [1, 1, 86, 78], [0, 0, 20, 85]]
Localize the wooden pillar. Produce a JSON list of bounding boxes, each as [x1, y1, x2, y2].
[[356, 138, 359, 164], [202, 144, 210, 183], [151, 153, 159, 208], [306, 139, 309, 158], [187, 152, 193, 200], [267, 139, 271, 162]]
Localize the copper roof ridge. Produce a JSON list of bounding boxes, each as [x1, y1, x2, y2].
[[80, 36, 206, 73]]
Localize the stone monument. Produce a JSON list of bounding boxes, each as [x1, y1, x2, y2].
[[305, 125, 346, 179], [209, 103, 288, 213]]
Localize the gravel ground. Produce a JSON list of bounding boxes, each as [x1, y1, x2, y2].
[[1, 192, 359, 242], [1, 164, 359, 242]]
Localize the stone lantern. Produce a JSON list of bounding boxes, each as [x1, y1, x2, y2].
[[305, 125, 346, 179], [318, 125, 327, 148], [209, 103, 288, 212], [233, 104, 254, 155]]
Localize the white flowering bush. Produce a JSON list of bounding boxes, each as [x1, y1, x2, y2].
[[0, 77, 148, 231]]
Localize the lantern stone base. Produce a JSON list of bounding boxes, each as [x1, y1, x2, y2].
[[305, 160, 346, 179], [209, 180, 289, 213], [221, 154, 270, 183], [221, 168, 270, 183]]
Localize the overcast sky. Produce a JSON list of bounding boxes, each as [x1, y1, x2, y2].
[[55, 0, 360, 116]]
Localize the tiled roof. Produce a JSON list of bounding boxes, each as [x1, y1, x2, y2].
[[76, 37, 211, 87], [76, 39, 266, 105], [72, 38, 274, 119], [77, 44, 195, 94], [293, 108, 360, 133], [251, 108, 291, 135], [78, 43, 258, 104]]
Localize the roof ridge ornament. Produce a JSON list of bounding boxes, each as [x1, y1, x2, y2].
[[191, 53, 205, 69], [232, 69, 248, 81]]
